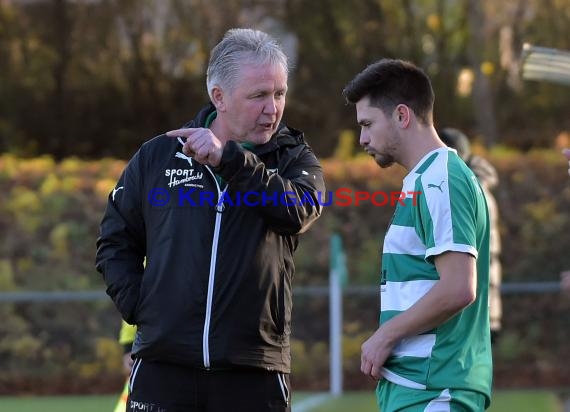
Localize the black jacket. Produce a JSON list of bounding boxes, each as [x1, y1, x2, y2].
[[96, 104, 325, 372]]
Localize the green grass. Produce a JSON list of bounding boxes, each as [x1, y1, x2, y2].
[[300, 392, 375, 411], [298, 390, 563, 412], [487, 390, 562, 412], [0, 395, 117, 412], [0, 390, 563, 412]]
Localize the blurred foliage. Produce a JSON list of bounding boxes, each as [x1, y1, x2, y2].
[[1, 0, 570, 394], [1, 150, 569, 392], [333, 130, 356, 160], [0, 0, 569, 159]]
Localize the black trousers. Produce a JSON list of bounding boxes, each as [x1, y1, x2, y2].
[[126, 359, 291, 412]]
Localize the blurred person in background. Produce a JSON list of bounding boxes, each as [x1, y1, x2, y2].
[[96, 28, 324, 412], [560, 149, 570, 293], [343, 59, 492, 411], [561, 270, 570, 293], [439, 128, 503, 344]]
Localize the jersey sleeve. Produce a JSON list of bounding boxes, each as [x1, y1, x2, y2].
[[414, 156, 480, 262]]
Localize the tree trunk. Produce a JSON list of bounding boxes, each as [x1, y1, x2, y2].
[[52, 0, 70, 156], [466, 0, 497, 146]]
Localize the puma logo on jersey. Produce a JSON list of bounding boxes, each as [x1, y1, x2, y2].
[[112, 186, 124, 201], [427, 180, 445, 192], [175, 151, 193, 166]]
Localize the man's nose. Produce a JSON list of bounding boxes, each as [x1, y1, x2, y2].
[[359, 132, 369, 146], [264, 97, 278, 114]]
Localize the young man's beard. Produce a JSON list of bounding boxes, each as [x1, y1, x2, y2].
[[374, 153, 395, 168]]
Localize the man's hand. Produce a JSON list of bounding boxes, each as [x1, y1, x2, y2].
[[167, 128, 224, 167], [122, 352, 134, 375], [360, 327, 396, 380]]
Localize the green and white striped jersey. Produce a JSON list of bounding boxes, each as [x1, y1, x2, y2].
[[380, 147, 492, 405]]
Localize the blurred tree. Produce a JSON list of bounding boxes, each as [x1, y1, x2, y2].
[[466, 0, 498, 146], [283, 0, 391, 155], [0, 0, 569, 158]]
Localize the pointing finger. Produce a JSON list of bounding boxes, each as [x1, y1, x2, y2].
[[166, 128, 200, 137]]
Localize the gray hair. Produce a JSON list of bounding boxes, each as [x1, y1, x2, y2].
[[206, 28, 288, 99]]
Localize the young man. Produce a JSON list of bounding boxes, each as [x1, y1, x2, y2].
[[96, 28, 325, 412], [439, 128, 503, 344], [343, 59, 492, 411]]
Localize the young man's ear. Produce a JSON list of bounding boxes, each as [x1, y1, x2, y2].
[[395, 104, 411, 127]]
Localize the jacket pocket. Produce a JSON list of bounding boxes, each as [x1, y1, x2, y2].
[[277, 275, 285, 336], [275, 267, 292, 337], [269, 267, 286, 337], [106, 281, 139, 325]]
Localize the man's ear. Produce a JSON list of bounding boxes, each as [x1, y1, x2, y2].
[[395, 104, 411, 128], [210, 86, 226, 112]]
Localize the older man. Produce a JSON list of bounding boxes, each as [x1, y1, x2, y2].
[[97, 28, 325, 412]]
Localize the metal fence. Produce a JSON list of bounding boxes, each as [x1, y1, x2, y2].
[[0, 281, 562, 302]]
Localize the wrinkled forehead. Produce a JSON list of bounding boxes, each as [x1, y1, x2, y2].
[[237, 60, 287, 78], [230, 62, 288, 93]]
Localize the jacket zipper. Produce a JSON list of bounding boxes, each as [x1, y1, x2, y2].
[[202, 166, 226, 369]]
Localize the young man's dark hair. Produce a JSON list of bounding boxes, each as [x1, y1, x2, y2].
[[342, 58, 435, 125]]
